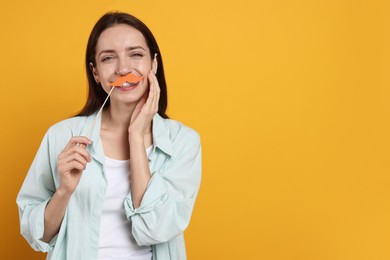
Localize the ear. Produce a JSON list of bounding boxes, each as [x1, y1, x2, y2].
[[89, 62, 100, 83], [152, 54, 158, 74]]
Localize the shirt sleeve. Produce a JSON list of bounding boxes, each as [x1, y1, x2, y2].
[[16, 131, 58, 252], [124, 130, 202, 246]]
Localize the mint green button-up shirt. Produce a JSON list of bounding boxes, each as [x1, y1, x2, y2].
[[17, 113, 202, 260]]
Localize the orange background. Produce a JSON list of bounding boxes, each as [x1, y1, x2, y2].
[[1, 0, 390, 259]]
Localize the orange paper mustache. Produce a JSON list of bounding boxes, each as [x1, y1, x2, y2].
[[110, 73, 144, 87]]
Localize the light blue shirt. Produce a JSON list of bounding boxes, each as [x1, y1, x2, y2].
[[17, 113, 202, 259]]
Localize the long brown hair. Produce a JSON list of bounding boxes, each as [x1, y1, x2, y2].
[[77, 12, 168, 118]]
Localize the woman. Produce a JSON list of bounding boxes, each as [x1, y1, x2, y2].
[[17, 12, 202, 260]]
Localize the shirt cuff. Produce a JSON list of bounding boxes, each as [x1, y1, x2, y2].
[[30, 199, 56, 252]]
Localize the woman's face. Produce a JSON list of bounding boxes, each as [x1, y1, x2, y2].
[[91, 24, 156, 104]]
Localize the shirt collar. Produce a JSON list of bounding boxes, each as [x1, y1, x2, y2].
[[152, 113, 173, 156], [80, 112, 104, 163]]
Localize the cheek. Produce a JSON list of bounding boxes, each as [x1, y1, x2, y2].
[[96, 63, 115, 77], [135, 60, 153, 74]]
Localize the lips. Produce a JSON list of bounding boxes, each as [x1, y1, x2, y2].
[[116, 81, 140, 91], [111, 73, 144, 87]]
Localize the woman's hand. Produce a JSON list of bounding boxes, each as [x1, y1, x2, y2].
[[57, 137, 92, 196], [128, 71, 160, 138], [128, 71, 159, 207]]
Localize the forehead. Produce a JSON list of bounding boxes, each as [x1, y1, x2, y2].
[[96, 24, 149, 52]]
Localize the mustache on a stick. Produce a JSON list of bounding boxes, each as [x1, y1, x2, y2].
[[111, 73, 144, 87]]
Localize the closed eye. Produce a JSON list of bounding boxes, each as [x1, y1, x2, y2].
[[131, 52, 144, 58], [101, 56, 115, 62]]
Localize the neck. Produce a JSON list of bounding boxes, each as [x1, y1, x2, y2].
[[101, 101, 136, 131]]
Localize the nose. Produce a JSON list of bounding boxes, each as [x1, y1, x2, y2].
[[116, 58, 133, 76]]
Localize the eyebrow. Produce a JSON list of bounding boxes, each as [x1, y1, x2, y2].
[[98, 46, 146, 57]]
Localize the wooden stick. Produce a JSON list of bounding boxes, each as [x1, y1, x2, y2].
[[86, 86, 115, 138]]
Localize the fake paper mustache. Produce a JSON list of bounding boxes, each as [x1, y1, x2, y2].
[[110, 73, 144, 87]]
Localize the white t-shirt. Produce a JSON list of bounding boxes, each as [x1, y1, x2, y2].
[[98, 147, 153, 260]]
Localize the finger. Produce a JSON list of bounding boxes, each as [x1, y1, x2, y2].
[[58, 158, 86, 174], [63, 136, 92, 155], [67, 152, 89, 166], [59, 145, 91, 163], [62, 144, 91, 160], [148, 72, 160, 111], [149, 71, 160, 112], [76, 143, 85, 149], [61, 161, 86, 175], [145, 72, 156, 111], [58, 156, 87, 173], [71, 136, 93, 146], [74, 146, 92, 162], [153, 73, 160, 111], [64, 136, 93, 150], [150, 70, 160, 93]]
